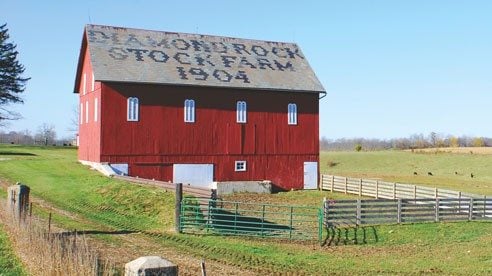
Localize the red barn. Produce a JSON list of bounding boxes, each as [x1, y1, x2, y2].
[[73, 24, 325, 190]]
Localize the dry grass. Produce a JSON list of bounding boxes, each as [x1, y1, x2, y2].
[[406, 147, 492, 155], [0, 201, 115, 276]]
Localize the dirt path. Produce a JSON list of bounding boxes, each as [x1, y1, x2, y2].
[[0, 179, 255, 275]]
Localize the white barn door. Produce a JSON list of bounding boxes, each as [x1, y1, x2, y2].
[[303, 162, 318, 189], [173, 164, 214, 188]]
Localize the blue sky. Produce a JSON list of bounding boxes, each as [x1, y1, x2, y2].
[[1, 0, 491, 139]]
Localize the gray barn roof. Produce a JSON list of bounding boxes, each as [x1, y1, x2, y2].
[[75, 25, 325, 93]]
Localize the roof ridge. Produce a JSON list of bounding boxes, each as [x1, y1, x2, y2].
[[85, 24, 298, 46]]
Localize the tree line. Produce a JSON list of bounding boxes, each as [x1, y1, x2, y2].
[[320, 132, 492, 151], [0, 124, 74, 146]]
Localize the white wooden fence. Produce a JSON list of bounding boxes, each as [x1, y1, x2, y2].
[[320, 174, 484, 200]]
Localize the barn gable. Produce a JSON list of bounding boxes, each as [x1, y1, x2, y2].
[[74, 24, 325, 94]]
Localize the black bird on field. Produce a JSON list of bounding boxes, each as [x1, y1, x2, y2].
[[413, 172, 418, 176], [428, 172, 433, 176], [471, 173, 474, 178], [454, 171, 458, 175]]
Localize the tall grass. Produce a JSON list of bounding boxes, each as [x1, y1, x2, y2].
[[0, 225, 26, 275], [0, 200, 115, 276]]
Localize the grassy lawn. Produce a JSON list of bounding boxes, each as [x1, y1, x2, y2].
[[321, 150, 492, 195], [0, 225, 27, 276], [0, 144, 491, 274]]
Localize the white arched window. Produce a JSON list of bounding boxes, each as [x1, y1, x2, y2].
[[82, 73, 87, 95], [184, 99, 195, 123], [80, 103, 83, 124], [288, 103, 297, 125], [236, 101, 247, 123], [127, 97, 139, 121], [94, 98, 98, 122], [85, 101, 89, 123]]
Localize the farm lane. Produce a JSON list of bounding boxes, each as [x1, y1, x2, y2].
[[0, 178, 256, 275]]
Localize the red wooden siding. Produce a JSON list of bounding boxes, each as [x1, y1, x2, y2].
[[77, 46, 102, 162], [96, 83, 319, 189]]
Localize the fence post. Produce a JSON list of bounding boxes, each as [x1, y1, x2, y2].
[[175, 183, 183, 233], [319, 175, 323, 191], [7, 183, 30, 222], [397, 199, 402, 224], [322, 197, 327, 227], [458, 191, 462, 213], [318, 207, 323, 245], [344, 177, 348, 194], [331, 175, 335, 192], [413, 185, 417, 203], [393, 183, 396, 199], [356, 199, 361, 226], [234, 202, 238, 234], [261, 204, 266, 237], [289, 206, 294, 239], [484, 196, 487, 218], [468, 198, 474, 221], [375, 180, 379, 199], [434, 188, 438, 198], [435, 197, 440, 222], [359, 179, 362, 197]]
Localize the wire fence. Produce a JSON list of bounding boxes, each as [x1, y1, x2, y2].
[[0, 199, 115, 275]]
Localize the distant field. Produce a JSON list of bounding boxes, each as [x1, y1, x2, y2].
[[407, 147, 492, 155], [321, 150, 492, 195], [0, 145, 491, 274]]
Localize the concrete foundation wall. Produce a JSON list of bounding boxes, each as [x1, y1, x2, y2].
[[214, 181, 272, 195]]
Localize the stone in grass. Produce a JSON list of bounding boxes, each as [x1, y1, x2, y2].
[[125, 256, 178, 276]]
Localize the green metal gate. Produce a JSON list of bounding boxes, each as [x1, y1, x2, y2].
[[179, 198, 323, 242]]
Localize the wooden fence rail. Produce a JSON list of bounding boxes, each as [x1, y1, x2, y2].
[[113, 175, 215, 199], [320, 174, 484, 200], [324, 197, 492, 227]]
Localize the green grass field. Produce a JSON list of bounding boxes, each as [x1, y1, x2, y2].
[[0, 144, 491, 274], [321, 150, 492, 195]]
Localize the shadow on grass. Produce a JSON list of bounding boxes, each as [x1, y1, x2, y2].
[[209, 209, 292, 236], [323, 225, 378, 246], [0, 151, 37, 156]]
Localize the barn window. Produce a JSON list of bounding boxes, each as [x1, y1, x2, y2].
[[82, 73, 87, 95], [127, 97, 139, 121], [235, 161, 247, 172], [85, 101, 89, 123], [91, 72, 95, 91], [184, 99, 195, 123], [288, 103, 297, 125], [80, 103, 83, 124], [236, 101, 247, 123], [94, 98, 98, 122]]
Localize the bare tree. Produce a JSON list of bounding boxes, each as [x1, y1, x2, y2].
[[35, 123, 56, 146], [67, 104, 79, 134]]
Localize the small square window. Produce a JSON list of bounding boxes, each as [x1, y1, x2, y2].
[[235, 161, 247, 172]]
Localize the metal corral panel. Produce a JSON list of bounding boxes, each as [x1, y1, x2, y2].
[[75, 24, 325, 93], [173, 164, 214, 188]]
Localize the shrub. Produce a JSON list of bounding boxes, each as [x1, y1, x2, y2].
[[355, 144, 362, 152]]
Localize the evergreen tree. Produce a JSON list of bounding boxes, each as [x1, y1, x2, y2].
[[0, 23, 29, 121]]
